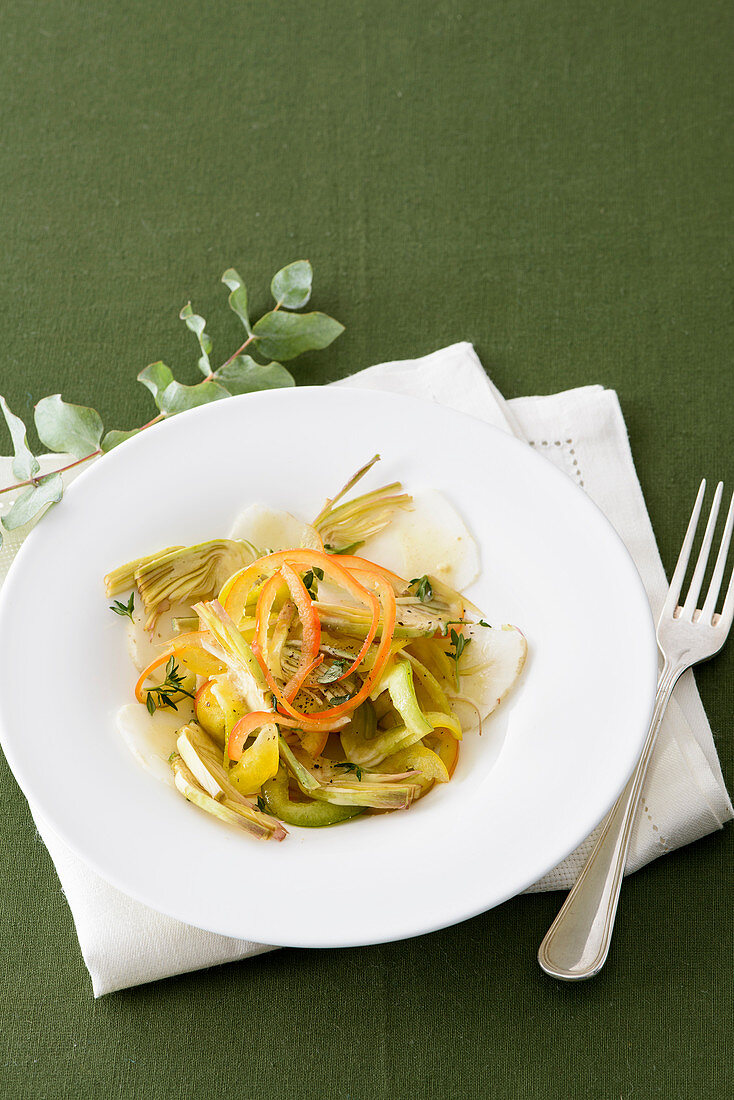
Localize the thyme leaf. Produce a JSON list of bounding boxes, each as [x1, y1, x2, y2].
[[409, 575, 433, 603], [303, 566, 324, 598], [324, 541, 365, 555], [329, 691, 357, 706], [109, 592, 135, 621], [335, 761, 362, 781], [317, 659, 347, 684]]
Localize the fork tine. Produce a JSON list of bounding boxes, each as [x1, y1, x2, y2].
[[701, 488, 734, 624], [681, 481, 723, 619], [717, 538, 734, 633], [664, 479, 706, 614]]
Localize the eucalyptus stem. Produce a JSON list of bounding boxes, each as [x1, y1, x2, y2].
[[205, 333, 255, 380], [0, 449, 102, 496], [0, 410, 166, 496], [0, 260, 344, 543]]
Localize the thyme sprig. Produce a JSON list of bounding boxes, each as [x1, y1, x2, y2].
[[145, 657, 195, 716], [409, 575, 433, 603], [446, 627, 472, 690], [109, 592, 135, 621]]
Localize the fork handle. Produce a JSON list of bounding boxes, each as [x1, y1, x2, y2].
[[537, 660, 683, 980]]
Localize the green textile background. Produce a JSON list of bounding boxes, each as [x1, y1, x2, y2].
[[0, 1, 731, 1096]]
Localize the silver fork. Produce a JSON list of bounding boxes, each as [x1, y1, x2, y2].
[[538, 479, 734, 980]]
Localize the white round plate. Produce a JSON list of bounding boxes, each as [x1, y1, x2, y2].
[[0, 388, 657, 947]]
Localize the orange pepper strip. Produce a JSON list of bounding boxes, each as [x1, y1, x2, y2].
[[134, 631, 214, 703], [260, 573, 397, 726], [228, 709, 340, 761], [253, 572, 286, 670], [220, 548, 376, 624], [329, 554, 405, 590], [279, 562, 321, 699], [223, 548, 380, 684], [251, 567, 324, 701], [284, 653, 324, 704]]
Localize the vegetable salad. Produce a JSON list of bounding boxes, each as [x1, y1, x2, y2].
[[106, 457, 526, 840]]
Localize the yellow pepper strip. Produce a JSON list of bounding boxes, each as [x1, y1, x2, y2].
[[194, 681, 226, 747], [425, 730, 460, 778], [228, 723, 280, 796], [376, 743, 450, 800], [425, 710, 463, 741]]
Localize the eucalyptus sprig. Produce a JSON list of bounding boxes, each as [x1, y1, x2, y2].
[[0, 261, 343, 547]]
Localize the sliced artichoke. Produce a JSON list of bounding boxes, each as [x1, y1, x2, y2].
[[311, 455, 413, 551], [170, 753, 286, 840], [176, 724, 231, 799], [314, 600, 454, 638], [131, 539, 258, 629], [194, 600, 270, 714], [104, 546, 184, 597], [278, 736, 419, 810]]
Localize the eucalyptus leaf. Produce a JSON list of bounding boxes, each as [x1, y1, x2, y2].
[[180, 302, 213, 376], [158, 379, 230, 416], [2, 472, 63, 531], [271, 260, 312, 309], [0, 396, 40, 481], [34, 395, 104, 459], [101, 428, 140, 452], [138, 362, 228, 416], [138, 361, 174, 404], [252, 310, 344, 361], [213, 356, 295, 395], [221, 268, 251, 334]]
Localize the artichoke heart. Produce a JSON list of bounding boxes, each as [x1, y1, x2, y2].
[[314, 600, 456, 639], [134, 539, 258, 629], [311, 454, 413, 550], [170, 752, 286, 840], [176, 724, 231, 799]]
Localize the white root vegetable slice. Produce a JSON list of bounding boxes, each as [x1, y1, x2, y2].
[[454, 624, 527, 728], [228, 503, 324, 553], [360, 488, 480, 591], [116, 703, 184, 786]]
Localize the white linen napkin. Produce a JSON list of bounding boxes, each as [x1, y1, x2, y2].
[[1, 342, 730, 995]]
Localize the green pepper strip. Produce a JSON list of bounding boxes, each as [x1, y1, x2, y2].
[[261, 767, 363, 827]]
